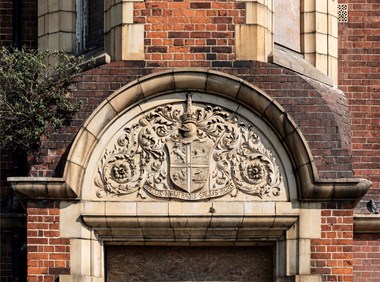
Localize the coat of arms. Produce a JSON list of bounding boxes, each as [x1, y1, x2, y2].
[[95, 94, 283, 200]]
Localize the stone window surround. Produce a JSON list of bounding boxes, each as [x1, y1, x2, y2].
[[37, 0, 338, 83], [8, 70, 371, 281], [235, 0, 338, 82]]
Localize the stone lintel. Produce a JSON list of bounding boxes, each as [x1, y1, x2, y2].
[[81, 214, 298, 241], [7, 177, 77, 199]]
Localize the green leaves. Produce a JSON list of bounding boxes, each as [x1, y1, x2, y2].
[[0, 47, 84, 152]]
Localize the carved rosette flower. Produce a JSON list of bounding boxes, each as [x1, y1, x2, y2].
[[95, 128, 143, 197]]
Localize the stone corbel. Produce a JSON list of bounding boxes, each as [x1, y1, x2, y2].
[[7, 177, 77, 199]]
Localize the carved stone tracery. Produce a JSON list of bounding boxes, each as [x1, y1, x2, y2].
[[95, 94, 283, 200]]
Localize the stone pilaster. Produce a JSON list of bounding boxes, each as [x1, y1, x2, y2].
[[235, 0, 274, 62], [38, 0, 76, 52], [301, 0, 338, 82], [104, 0, 144, 61]]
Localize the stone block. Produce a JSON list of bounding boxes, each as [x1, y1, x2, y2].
[[60, 0, 75, 11], [121, 24, 145, 60], [84, 102, 117, 138], [114, 25, 122, 61], [122, 2, 134, 24], [303, 0, 316, 13], [302, 12, 316, 33], [48, 12, 60, 33], [236, 24, 271, 61], [316, 0, 328, 14], [316, 53, 328, 75], [299, 203, 321, 239], [328, 15, 338, 37], [244, 202, 275, 215], [328, 0, 337, 16], [137, 202, 168, 216], [38, 0, 48, 16], [105, 202, 137, 215], [48, 32, 59, 51], [316, 12, 328, 34], [48, 0, 59, 12], [246, 2, 270, 26], [302, 33, 316, 53], [38, 16, 45, 37], [109, 83, 144, 114], [60, 11, 75, 33]]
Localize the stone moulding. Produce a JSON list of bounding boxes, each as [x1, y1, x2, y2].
[[7, 177, 77, 199], [7, 176, 370, 203], [81, 214, 298, 241], [354, 215, 380, 233]]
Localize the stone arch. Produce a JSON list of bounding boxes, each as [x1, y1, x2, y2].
[[63, 69, 369, 201]]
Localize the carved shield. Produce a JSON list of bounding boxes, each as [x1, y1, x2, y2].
[[167, 139, 213, 193]]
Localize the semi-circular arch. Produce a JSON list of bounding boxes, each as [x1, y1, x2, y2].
[[62, 69, 369, 202]]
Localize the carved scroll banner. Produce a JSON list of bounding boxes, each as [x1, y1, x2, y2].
[[95, 94, 283, 200]]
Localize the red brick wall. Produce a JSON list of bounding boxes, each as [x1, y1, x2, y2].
[[338, 0, 380, 203], [134, 0, 245, 67], [26, 201, 70, 281], [338, 2, 380, 279], [0, 0, 37, 48], [0, 0, 13, 46], [19, 0, 37, 48], [354, 233, 380, 282], [311, 203, 354, 281], [0, 233, 13, 281]]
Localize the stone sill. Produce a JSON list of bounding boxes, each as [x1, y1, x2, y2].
[[270, 45, 334, 86], [79, 50, 111, 72]]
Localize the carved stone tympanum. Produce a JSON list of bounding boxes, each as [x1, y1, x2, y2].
[[95, 94, 283, 200]]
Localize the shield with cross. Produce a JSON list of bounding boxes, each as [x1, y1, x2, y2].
[[167, 138, 213, 194]]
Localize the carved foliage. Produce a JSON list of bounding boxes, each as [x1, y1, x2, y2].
[[95, 96, 282, 200]]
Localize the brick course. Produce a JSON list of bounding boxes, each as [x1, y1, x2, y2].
[[338, 0, 380, 203], [354, 233, 380, 282], [135, 0, 244, 67], [311, 203, 354, 281], [26, 201, 70, 282], [338, 2, 380, 278], [0, 0, 37, 48]]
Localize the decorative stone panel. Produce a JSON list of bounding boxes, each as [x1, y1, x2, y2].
[[93, 93, 288, 202]]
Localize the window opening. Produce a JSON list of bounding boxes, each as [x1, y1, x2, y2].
[[76, 0, 104, 54]]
